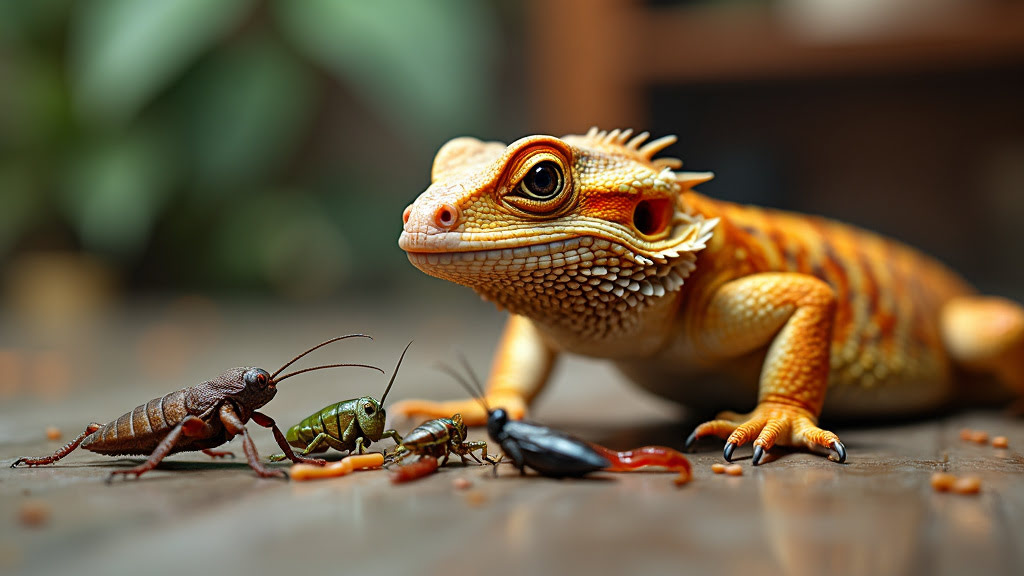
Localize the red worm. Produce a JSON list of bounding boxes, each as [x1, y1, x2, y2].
[[589, 443, 692, 485], [390, 455, 440, 484]]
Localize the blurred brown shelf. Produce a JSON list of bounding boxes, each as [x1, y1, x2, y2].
[[527, 0, 1024, 133]]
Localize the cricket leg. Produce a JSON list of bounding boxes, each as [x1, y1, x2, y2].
[[685, 273, 845, 465], [12, 423, 102, 467], [202, 449, 235, 459], [219, 405, 285, 479], [106, 416, 206, 482], [391, 315, 556, 424], [251, 411, 326, 466]]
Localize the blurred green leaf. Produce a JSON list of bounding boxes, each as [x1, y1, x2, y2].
[[70, 0, 251, 127], [58, 126, 175, 258], [184, 36, 315, 194], [0, 53, 67, 153], [275, 0, 497, 140], [0, 0, 72, 42], [0, 164, 42, 258]]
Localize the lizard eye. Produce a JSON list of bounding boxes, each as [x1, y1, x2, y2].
[[518, 161, 563, 201]]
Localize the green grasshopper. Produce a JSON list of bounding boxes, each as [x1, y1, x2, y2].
[[269, 342, 410, 461]]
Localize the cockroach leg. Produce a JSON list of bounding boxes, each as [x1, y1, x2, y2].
[[251, 411, 326, 466], [106, 418, 198, 483], [201, 449, 235, 459], [12, 423, 102, 468]]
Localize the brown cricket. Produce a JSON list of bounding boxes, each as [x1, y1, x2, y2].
[[11, 335, 384, 482]]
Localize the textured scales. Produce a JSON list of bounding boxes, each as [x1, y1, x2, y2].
[[396, 128, 1024, 463]]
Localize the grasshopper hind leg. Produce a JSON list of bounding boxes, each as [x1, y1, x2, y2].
[[268, 432, 329, 462]]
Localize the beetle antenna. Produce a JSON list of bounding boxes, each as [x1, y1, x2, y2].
[[274, 363, 383, 383], [271, 334, 372, 379], [436, 361, 490, 413], [380, 341, 412, 406]]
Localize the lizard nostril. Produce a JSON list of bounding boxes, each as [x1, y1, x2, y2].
[[433, 204, 459, 230], [402, 205, 412, 225]]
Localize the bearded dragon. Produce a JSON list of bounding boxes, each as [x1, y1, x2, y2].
[[395, 128, 1024, 465]]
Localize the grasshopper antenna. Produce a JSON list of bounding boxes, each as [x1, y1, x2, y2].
[[274, 363, 384, 384], [271, 334, 372, 380], [380, 341, 413, 406]]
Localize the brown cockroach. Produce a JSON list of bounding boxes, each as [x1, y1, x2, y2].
[[11, 335, 384, 482]]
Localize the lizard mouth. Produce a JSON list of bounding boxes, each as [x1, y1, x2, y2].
[[398, 229, 579, 255], [403, 236, 598, 274]]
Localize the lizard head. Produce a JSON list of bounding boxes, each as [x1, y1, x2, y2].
[[399, 128, 717, 339]]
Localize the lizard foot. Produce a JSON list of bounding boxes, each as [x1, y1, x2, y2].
[[390, 393, 526, 427], [685, 402, 846, 465]]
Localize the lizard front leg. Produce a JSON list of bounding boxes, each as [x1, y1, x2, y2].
[[390, 314, 557, 425], [685, 273, 846, 465]]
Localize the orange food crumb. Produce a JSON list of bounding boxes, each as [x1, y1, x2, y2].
[[959, 428, 973, 441], [45, 426, 61, 441], [711, 463, 726, 474], [289, 453, 384, 481], [952, 476, 982, 495], [464, 490, 487, 507], [19, 500, 49, 528], [724, 464, 743, 476], [992, 436, 1009, 449], [930, 472, 956, 492], [452, 477, 472, 490], [970, 431, 989, 444]]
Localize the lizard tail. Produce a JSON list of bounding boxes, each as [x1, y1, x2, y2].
[[941, 296, 1024, 397]]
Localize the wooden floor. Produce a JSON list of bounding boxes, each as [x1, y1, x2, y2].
[[1, 299, 1022, 576]]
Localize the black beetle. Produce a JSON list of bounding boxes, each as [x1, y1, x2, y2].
[[440, 358, 609, 478]]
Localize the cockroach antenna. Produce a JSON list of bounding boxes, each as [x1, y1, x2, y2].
[[436, 359, 490, 413], [380, 341, 413, 406], [457, 353, 486, 400], [270, 334, 372, 380]]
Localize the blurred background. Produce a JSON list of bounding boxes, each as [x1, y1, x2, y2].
[[0, 0, 1022, 404]]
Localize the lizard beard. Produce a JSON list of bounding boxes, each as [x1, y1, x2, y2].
[[406, 236, 701, 340]]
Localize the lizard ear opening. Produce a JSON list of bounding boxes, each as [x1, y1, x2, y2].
[[633, 198, 673, 238], [432, 137, 507, 182]]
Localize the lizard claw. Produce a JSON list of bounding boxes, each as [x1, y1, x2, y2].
[[689, 401, 845, 465], [684, 430, 698, 451], [752, 445, 765, 466], [829, 440, 847, 464], [723, 442, 737, 462]]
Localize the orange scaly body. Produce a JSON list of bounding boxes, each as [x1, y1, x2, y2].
[[396, 128, 1024, 465]]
